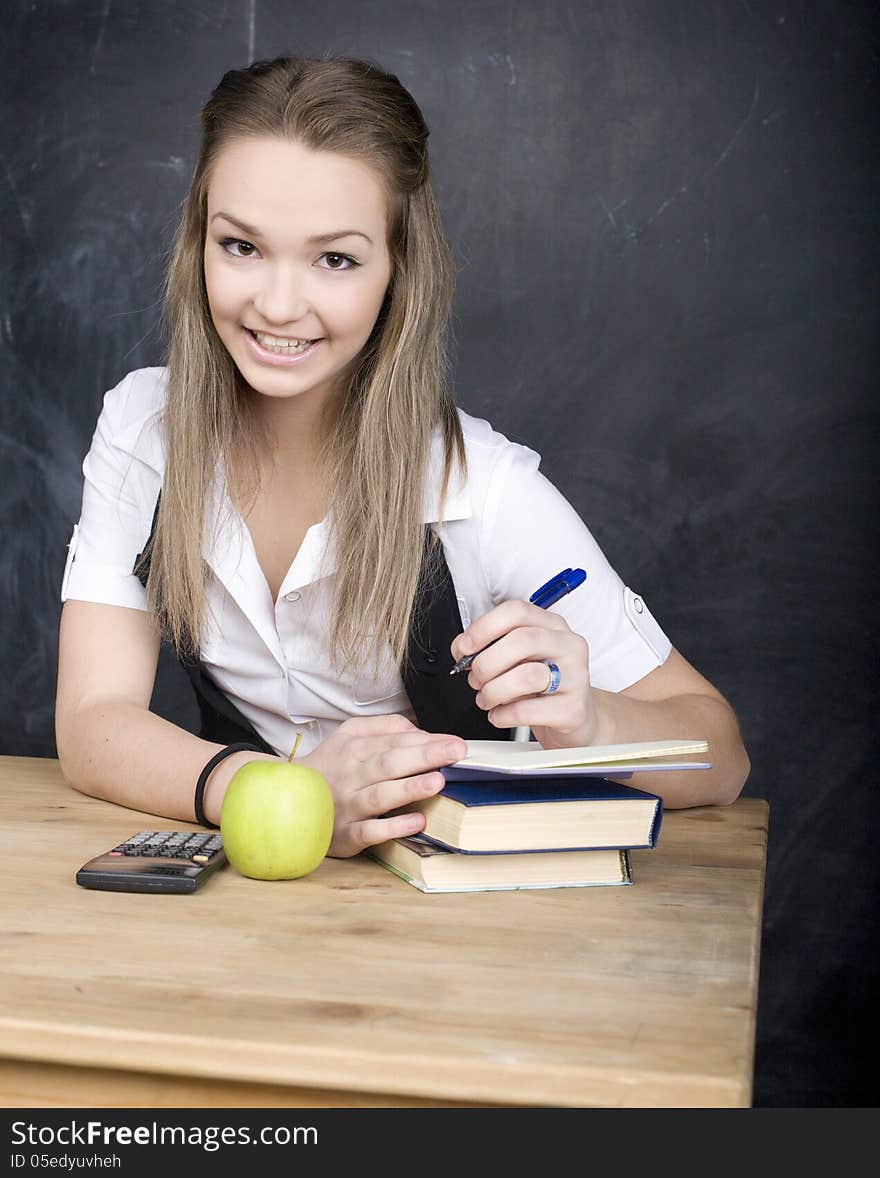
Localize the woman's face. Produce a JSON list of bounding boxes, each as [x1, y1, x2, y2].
[[204, 136, 393, 411]]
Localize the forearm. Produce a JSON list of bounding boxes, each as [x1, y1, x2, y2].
[[536, 689, 750, 809], [57, 699, 279, 825]]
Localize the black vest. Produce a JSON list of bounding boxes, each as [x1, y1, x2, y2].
[[134, 496, 497, 752]]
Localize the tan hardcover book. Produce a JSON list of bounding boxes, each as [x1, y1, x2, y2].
[[368, 835, 632, 893]]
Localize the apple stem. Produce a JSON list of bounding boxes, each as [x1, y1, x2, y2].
[[288, 732, 302, 763]]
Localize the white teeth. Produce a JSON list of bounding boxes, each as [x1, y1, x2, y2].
[[252, 330, 316, 352]]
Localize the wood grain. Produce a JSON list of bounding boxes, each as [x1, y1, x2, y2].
[[0, 756, 768, 1107]]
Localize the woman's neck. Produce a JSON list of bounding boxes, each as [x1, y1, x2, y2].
[[252, 385, 328, 454], [229, 389, 331, 520]]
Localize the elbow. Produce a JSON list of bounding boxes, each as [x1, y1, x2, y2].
[[708, 699, 751, 807], [57, 753, 91, 798], [691, 700, 751, 808], [55, 733, 83, 797], [55, 710, 74, 787], [658, 704, 751, 810], [715, 738, 751, 808], [54, 708, 95, 798]]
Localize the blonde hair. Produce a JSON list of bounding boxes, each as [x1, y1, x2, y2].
[[142, 55, 465, 675]]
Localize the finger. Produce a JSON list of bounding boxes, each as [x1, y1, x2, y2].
[[483, 691, 591, 733], [356, 769, 447, 821], [336, 810, 428, 857], [451, 599, 568, 664], [473, 660, 556, 712], [466, 625, 570, 689], [338, 713, 418, 737], [363, 737, 466, 789], [450, 599, 531, 663], [350, 729, 466, 758], [342, 732, 466, 777]]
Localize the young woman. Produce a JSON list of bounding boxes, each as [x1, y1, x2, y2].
[[55, 56, 750, 858]]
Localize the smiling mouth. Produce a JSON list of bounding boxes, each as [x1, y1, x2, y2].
[[247, 328, 322, 353]]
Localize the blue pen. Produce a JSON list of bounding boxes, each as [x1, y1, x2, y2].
[[449, 567, 587, 674]]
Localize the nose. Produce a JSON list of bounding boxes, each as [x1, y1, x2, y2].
[[251, 262, 310, 328]]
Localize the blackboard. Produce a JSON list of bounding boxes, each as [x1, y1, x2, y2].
[[1, 0, 877, 1107]]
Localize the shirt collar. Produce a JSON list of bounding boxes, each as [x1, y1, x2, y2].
[[421, 427, 471, 523], [202, 465, 286, 666]]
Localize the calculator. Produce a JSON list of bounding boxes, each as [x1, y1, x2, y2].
[[76, 830, 227, 894]]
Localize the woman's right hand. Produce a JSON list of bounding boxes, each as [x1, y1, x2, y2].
[[300, 715, 467, 858]]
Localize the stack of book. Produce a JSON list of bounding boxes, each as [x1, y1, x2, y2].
[[367, 738, 710, 893]]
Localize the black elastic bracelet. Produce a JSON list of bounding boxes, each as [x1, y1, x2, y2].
[[194, 743, 262, 829]]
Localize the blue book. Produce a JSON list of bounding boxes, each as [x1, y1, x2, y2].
[[405, 776, 663, 854]]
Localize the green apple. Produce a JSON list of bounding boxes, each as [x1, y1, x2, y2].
[[220, 757, 334, 881]]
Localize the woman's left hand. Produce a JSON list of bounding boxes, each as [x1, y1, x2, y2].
[[451, 600, 597, 747]]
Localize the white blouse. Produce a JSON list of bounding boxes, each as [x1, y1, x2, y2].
[[62, 367, 672, 757]]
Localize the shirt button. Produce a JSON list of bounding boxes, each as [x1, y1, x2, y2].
[[283, 590, 302, 603], [633, 597, 644, 614]]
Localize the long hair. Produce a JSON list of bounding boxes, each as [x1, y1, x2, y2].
[[143, 55, 465, 676]]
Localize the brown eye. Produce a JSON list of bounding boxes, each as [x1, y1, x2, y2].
[[219, 238, 257, 258], [320, 252, 359, 271]]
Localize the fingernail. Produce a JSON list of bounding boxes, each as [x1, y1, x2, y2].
[[457, 633, 473, 655]]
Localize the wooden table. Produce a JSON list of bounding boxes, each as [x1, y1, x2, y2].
[[0, 756, 768, 1108]]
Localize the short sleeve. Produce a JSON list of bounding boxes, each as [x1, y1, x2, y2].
[[479, 445, 672, 691], [61, 369, 165, 611]]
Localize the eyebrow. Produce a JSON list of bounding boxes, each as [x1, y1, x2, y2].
[[210, 212, 372, 246]]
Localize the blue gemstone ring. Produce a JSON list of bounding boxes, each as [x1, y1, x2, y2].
[[542, 661, 561, 695]]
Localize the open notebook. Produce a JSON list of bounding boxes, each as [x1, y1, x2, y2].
[[442, 738, 711, 781]]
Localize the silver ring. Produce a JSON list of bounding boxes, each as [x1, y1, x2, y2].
[[542, 661, 561, 695]]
